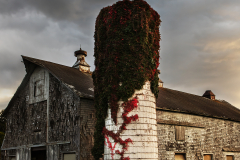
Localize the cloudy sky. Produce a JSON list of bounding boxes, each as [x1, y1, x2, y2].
[[1, 0, 240, 110]]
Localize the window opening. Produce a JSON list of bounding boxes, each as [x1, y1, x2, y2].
[[64, 153, 75, 160], [175, 153, 186, 160], [175, 126, 185, 141], [227, 155, 234, 160], [204, 154, 212, 160]]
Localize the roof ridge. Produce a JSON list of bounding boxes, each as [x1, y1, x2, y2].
[[21, 55, 74, 69], [160, 87, 208, 99]]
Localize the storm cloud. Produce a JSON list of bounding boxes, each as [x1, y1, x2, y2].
[[0, 0, 240, 109]]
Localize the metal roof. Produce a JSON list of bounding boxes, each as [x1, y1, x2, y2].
[[4, 56, 240, 123]]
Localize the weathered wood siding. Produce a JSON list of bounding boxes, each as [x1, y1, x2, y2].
[[2, 83, 47, 149], [79, 99, 95, 160], [49, 74, 81, 159], [2, 67, 96, 160]]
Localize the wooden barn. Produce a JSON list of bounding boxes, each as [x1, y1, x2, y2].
[[1, 48, 240, 160]]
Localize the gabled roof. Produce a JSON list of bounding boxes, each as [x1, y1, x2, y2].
[[4, 56, 240, 123], [3, 56, 94, 116], [157, 87, 240, 122], [22, 56, 94, 98]]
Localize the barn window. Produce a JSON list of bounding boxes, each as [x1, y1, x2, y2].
[[204, 154, 212, 160], [226, 155, 234, 160], [34, 80, 44, 97], [33, 130, 41, 144], [64, 153, 75, 160], [175, 126, 185, 141], [175, 153, 186, 160]]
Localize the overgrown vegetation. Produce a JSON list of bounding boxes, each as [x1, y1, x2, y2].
[[92, 0, 161, 159]]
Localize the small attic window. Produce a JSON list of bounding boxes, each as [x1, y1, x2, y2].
[[34, 80, 44, 97]]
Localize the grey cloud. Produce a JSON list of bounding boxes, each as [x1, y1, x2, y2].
[[1, 0, 240, 109]]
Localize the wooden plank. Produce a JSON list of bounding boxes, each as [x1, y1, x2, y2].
[[157, 119, 205, 128], [175, 126, 185, 141], [223, 147, 240, 152]]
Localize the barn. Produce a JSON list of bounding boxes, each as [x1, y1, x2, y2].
[[1, 48, 240, 160]]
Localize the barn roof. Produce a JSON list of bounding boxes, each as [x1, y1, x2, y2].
[[22, 56, 94, 98], [4, 56, 240, 122], [3, 56, 94, 116], [157, 87, 240, 122]]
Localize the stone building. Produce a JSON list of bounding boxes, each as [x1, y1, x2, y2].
[[1, 48, 240, 160]]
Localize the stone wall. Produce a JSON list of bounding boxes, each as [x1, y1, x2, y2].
[[157, 110, 240, 160]]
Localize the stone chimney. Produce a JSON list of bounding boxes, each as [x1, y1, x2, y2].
[[203, 90, 215, 100], [72, 47, 91, 73]]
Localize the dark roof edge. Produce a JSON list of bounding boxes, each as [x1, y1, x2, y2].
[[156, 107, 240, 123]]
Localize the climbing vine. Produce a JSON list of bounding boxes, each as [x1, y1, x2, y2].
[[92, 0, 161, 159], [103, 98, 139, 160]]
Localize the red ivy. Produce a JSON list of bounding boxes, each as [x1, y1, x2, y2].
[[103, 98, 139, 160], [92, 1, 161, 159]]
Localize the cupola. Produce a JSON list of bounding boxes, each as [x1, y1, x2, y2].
[[72, 47, 91, 73], [158, 70, 163, 87], [202, 90, 215, 100]]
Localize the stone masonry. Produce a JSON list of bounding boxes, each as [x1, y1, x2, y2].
[[157, 110, 240, 160]]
